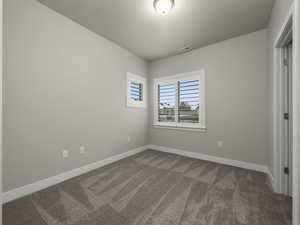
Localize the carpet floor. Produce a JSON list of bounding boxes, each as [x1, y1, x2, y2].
[[3, 150, 292, 225]]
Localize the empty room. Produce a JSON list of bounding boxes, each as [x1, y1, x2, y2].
[[1, 0, 300, 225]]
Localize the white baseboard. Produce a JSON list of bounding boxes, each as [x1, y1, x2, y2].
[[3, 144, 276, 203], [266, 170, 276, 192], [2, 146, 148, 203], [146, 144, 274, 189]]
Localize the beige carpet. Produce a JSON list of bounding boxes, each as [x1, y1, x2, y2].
[[3, 150, 292, 225]]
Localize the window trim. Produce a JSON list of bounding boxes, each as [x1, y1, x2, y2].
[[153, 70, 206, 129], [126, 72, 146, 108]]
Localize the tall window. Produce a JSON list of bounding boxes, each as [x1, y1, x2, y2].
[[154, 70, 205, 129]]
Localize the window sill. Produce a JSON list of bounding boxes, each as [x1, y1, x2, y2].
[[152, 124, 207, 133], [126, 104, 146, 108]]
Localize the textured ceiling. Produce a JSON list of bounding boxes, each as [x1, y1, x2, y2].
[[38, 0, 275, 61]]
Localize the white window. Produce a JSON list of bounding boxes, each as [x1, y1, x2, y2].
[[153, 70, 206, 129], [127, 73, 146, 108]]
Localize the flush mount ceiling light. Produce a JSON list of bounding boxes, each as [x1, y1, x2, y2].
[[153, 0, 175, 15]]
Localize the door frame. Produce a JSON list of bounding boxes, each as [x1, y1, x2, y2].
[[0, 0, 3, 223], [293, 0, 300, 224], [281, 40, 293, 196], [273, 2, 300, 224], [273, 6, 293, 194]]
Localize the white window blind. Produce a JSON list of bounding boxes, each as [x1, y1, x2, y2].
[[158, 83, 176, 122], [179, 79, 199, 123], [130, 81, 143, 102]]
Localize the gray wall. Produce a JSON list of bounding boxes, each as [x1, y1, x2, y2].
[[3, 0, 148, 191], [267, 0, 294, 176], [148, 30, 269, 166]]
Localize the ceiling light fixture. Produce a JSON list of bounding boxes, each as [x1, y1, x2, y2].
[[153, 0, 175, 15]]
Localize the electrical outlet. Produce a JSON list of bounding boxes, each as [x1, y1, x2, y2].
[[217, 141, 223, 148], [80, 145, 86, 154], [62, 149, 69, 158], [127, 136, 131, 143]]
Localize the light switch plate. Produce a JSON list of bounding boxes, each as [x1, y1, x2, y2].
[[217, 141, 223, 148], [62, 149, 69, 158], [80, 146, 86, 154]]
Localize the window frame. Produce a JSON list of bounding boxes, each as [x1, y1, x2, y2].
[[126, 72, 147, 108], [153, 70, 206, 129]]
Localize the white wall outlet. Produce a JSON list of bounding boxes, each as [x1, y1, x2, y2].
[[127, 136, 131, 143], [217, 141, 223, 148], [62, 149, 69, 158], [80, 145, 86, 154]]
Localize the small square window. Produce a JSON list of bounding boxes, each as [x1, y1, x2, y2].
[[127, 73, 146, 108]]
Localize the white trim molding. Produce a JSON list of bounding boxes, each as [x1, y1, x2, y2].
[[0, 0, 3, 221], [266, 170, 276, 192], [146, 144, 274, 189], [2, 146, 148, 203], [3, 145, 276, 204], [293, 0, 300, 224], [272, 4, 294, 194]]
